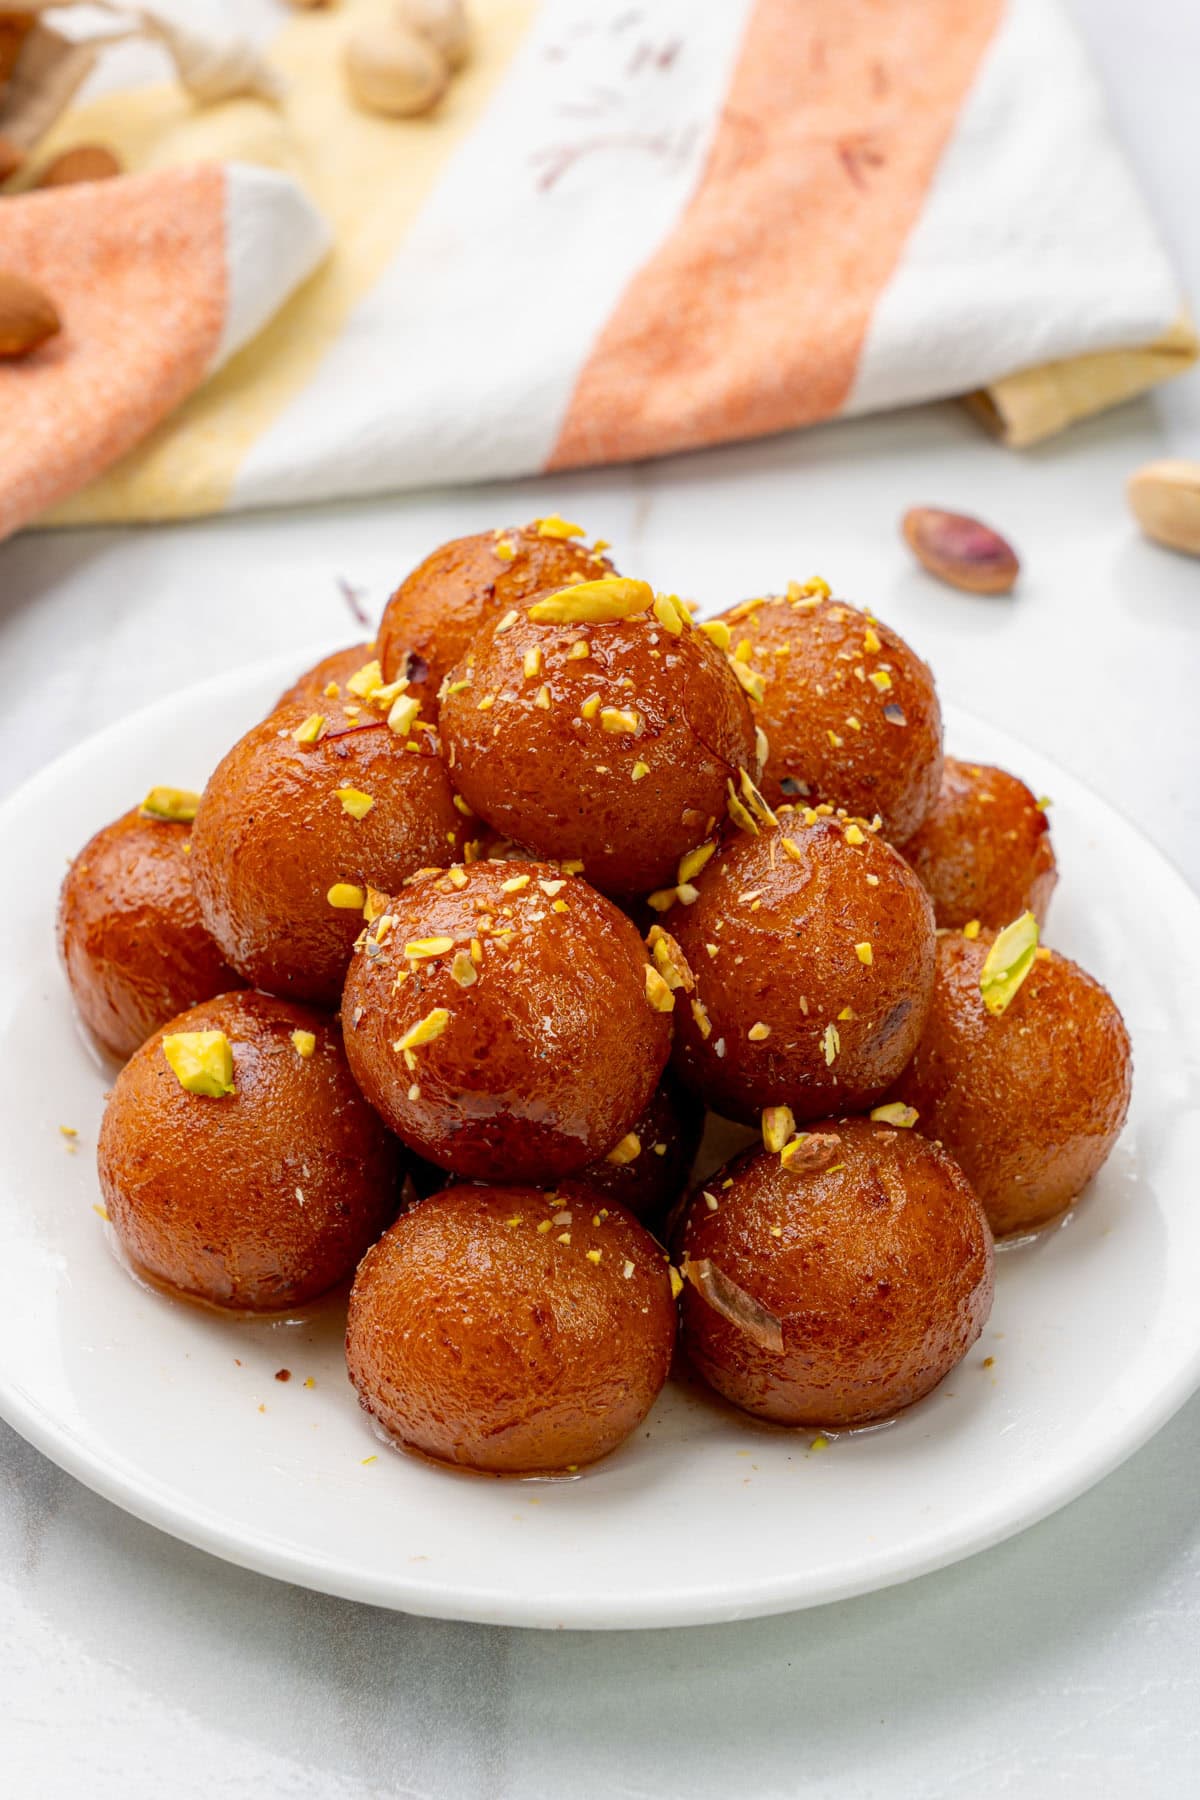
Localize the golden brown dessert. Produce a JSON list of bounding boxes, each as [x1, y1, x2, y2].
[[98, 991, 402, 1311], [377, 519, 613, 710], [717, 585, 943, 840], [891, 927, 1132, 1237], [57, 800, 240, 1061], [276, 642, 375, 711], [574, 1072, 704, 1233], [346, 1183, 676, 1473], [898, 757, 1057, 929], [191, 698, 470, 1007], [669, 809, 935, 1123], [676, 1119, 994, 1427], [439, 579, 757, 894], [341, 861, 672, 1180]]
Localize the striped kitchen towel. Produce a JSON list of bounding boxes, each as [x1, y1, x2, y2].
[[1, 0, 1193, 541]]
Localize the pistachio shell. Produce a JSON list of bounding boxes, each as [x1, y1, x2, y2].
[[1128, 460, 1200, 558]]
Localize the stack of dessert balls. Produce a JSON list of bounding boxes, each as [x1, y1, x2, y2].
[[60, 517, 1132, 1476]]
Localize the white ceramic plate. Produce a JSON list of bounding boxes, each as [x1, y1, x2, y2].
[[1, 649, 1198, 1630]]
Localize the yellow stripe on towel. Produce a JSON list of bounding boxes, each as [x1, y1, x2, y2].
[[41, 0, 537, 526]]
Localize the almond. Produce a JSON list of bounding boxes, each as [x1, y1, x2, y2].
[[901, 507, 1019, 595], [1127, 460, 1200, 559], [36, 144, 123, 189], [0, 268, 61, 359]]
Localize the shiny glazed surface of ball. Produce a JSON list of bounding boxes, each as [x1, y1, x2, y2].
[[275, 643, 375, 712], [341, 862, 672, 1180], [377, 524, 613, 709], [891, 930, 1133, 1237], [898, 757, 1058, 929], [57, 807, 240, 1061], [191, 700, 469, 1007], [346, 1183, 677, 1474], [439, 598, 757, 894], [721, 591, 943, 840], [98, 991, 403, 1311], [670, 813, 936, 1123], [676, 1121, 994, 1427]]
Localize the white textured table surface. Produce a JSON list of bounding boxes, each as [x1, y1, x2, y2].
[[2, 2, 1199, 1794]]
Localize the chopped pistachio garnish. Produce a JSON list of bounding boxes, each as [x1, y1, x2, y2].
[[647, 886, 679, 912], [370, 677, 408, 709], [980, 910, 1039, 1016], [863, 626, 882, 653], [567, 638, 591, 660], [387, 695, 421, 737], [290, 1029, 317, 1059], [677, 841, 715, 885], [963, 918, 982, 940], [668, 1266, 684, 1301], [726, 779, 760, 836], [327, 882, 366, 910], [648, 925, 694, 992], [335, 786, 375, 820], [762, 1105, 796, 1153], [292, 714, 327, 746], [600, 705, 640, 734], [346, 659, 383, 699], [162, 1030, 235, 1098], [854, 941, 873, 965], [534, 685, 551, 709], [652, 592, 684, 635], [728, 658, 765, 704], [738, 767, 777, 829], [747, 1021, 771, 1042], [691, 997, 712, 1040], [822, 1022, 840, 1065], [323, 681, 340, 700], [393, 1008, 451, 1053], [501, 873, 531, 892], [404, 936, 455, 960], [870, 1102, 918, 1128], [450, 949, 477, 988], [140, 786, 200, 823], [700, 619, 732, 652], [868, 669, 893, 693], [844, 823, 866, 846], [580, 692, 602, 721], [631, 760, 650, 782], [528, 576, 653, 624], [523, 645, 543, 681], [494, 609, 520, 635], [644, 965, 676, 1012], [493, 536, 516, 562], [606, 1132, 641, 1166], [536, 514, 585, 539]]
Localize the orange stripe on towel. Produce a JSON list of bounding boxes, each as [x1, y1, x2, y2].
[[550, 0, 1004, 471], [0, 165, 227, 541]]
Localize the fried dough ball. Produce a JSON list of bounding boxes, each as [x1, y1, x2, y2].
[[891, 929, 1132, 1238], [276, 642, 374, 711], [669, 810, 935, 1124], [718, 586, 943, 840], [675, 1121, 994, 1428], [574, 1072, 704, 1232], [97, 992, 402, 1311], [191, 700, 470, 1007], [377, 521, 614, 710], [439, 581, 758, 895], [346, 1183, 676, 1474], [58, 803, 240, 1061], [341, 861, 672, 1180], [897, 757, 1057, 930]]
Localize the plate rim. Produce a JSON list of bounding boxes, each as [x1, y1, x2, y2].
[[1, 646, 1198, 1631]]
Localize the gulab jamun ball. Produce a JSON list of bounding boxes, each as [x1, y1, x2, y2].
[[191, 698, 470, 1007], [58, 797, 240, 1061], [346, 1183, 677, 1474], [276, 642, 375, 712], [668, 810, 936, 1124], [377, 519, 614, 710], [98, 991, 403, 1311], [439, 578, 758, 895], [716, 584, 943, 840], [891, 927, 1132, 1238], [574, 1071, 704, 1232], [898, 757, 1057, 930], [675, 1121, 994, 1428], [341, 860, 672, 1180]]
